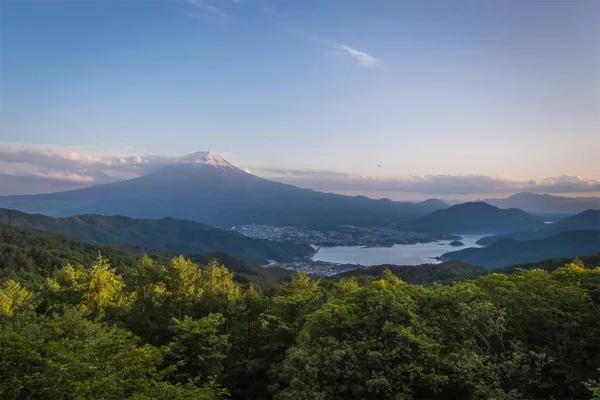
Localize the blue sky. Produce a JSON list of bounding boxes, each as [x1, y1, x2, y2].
[[1, 0, 599, 199]]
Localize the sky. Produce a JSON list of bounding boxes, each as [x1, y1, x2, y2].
[[1, 0, 599, 200]]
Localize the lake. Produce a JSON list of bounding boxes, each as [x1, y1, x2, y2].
[[311, 234, 486, 266]]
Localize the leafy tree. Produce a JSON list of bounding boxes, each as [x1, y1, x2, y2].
[[124, 255, 172, 344], [40, 255, 125, 318], [224, 283, 271, 398], [0, 280, 32, 317], [197, 260, 241, 314], [0, 306, 227, 399], [1, 233, 599, 400], [167, 256, 204, 319], [167, 313, 231, 381], [276, 270, 444, 400], [79, 253, 125, 316]]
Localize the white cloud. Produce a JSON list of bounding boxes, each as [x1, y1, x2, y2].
[[335, 44, 379, 67], [1, 144, 599, 197], [301, 33, 380, 68], [0, 144, 175, 194], [248, 166, 600, 196]]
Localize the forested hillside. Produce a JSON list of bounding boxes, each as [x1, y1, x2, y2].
[[335, 261, 488, 285], [476, 209, 600, 246], [2, 223, 600, 399], [0, 208, 314, 264], [1, 255, 599, 399], [406, 202, 544, 233], [0, 223, 292, 287], [442, 230, 600, 269]]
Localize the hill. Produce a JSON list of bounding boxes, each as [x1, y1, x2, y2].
[[0, 152, 448, 230], [335, 261, 487, 285], [0, 208, 314, 264], [188, 252, 292, 286], [441, 230, 600, 269], [405, 202, 545, 233], [484, 192, 600, 215], [333, 255, 600, 286], [493, 254, 600, 274], [477, 209, 600, 246], [0, 223, 292, 286]]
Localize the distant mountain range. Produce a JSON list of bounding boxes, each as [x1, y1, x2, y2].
[[483, 192, 600, 216], [405, 202, 545, 233], [0, 208, 314, 264], [477, 209, 600, 246], [0, 152, 448, 230], [441, 230, 600, 269]]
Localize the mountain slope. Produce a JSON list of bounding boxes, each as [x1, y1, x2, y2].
[[0, 152, 448, 229], [477, 209, 600, 246], [336, 261, 487, 285], [0, 208, 314, 264], [441, 230, 600, 269], [406, 202, 545, 233], [484, 192, 600, 215], [0, 223, 292, 286], [333, 254, 600, 286]]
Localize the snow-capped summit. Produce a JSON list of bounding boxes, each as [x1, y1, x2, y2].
[[177, 151, 238, 171]]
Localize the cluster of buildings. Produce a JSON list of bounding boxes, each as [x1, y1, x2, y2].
[[232, 224, 457, 247]]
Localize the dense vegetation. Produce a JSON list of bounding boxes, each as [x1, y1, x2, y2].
[[0, 208, 314, 264], [2, 250, 600, 398], [2, 223, 600, 399], [336, 261, 488, 285], [0, 223, 292, 287]]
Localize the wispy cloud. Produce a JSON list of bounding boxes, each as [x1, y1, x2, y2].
[[301, 32, 380, 68], [248, 166, 600, 196], [185, 0, 228, 19], [1, 144, 599, 197], [334, 44, 379, 67], [0, 144, 173, 195]]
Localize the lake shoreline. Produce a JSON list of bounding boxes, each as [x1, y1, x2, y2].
[[311, 234, 487, 267]]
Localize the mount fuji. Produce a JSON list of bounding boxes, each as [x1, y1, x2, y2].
[[0, 152, 448, 229]]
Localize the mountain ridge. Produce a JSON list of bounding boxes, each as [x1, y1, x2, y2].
[[0, 152, 449, 229], [440, 230, 600, 269], [476, 209, 600, 246], [0, 208, 314, 264], [483, 192, 600, 215], [406, 201, 545, 233]]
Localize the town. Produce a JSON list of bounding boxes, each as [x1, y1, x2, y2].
[[232, 224, 459, 247]]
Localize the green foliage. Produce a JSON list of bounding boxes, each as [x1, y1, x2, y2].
[[41, 255, 125, 318], [1, 249, 599, 399], [336, 261, 487, 285], [167, 313, 231, 380], [0, 222, 292, 289], [0, 306, 223, 400], [0, 223, 141, 286], [0, 209, 314, 264], [0, 280, 32, 317], [79, 254, 126, 315]]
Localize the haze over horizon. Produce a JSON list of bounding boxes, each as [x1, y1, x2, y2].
[[1, 0, 599, 199]]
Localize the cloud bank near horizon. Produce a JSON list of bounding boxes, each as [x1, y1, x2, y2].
[[1, 144, 599, 198]]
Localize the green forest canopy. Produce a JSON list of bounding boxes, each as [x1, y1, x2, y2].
[[2, 222, 600, 399], [1, 252, 600, 399]]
